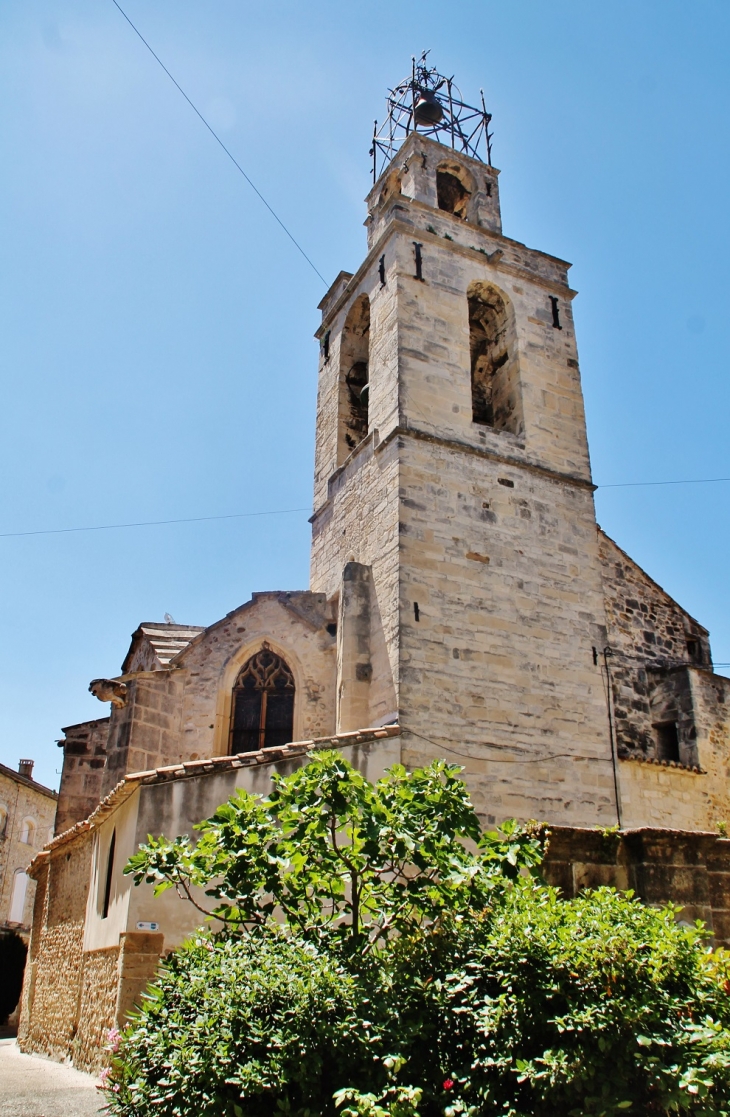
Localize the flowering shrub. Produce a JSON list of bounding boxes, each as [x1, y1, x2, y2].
[[102, 753, 730, 1117]]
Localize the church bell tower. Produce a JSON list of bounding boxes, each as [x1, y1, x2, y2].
[[310, 57, 616, 826]]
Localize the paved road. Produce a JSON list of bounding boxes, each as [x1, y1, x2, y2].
[[0, 1039, 105, 1117]]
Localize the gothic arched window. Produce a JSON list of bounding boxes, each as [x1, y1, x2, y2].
[[230, 646, 295, 754]]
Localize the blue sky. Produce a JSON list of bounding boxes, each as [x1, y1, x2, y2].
[[2, 1, 729, 789]]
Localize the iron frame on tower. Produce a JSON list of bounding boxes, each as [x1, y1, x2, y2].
[[370, 52, 493, 183]]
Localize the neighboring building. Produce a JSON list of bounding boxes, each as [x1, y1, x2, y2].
[[19, 61, 730, 1068], [0, 759, 57, 1028], [0, 760, 57, 937]]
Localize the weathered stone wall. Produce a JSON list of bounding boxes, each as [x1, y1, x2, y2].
[[600, 531, 710, 668], [56, 718, 110, 834], [101, 672, 185, 795], [311, 254, 399, 518], [16, 857, 48, 1043], [310, 434, 400, 729], [618, 668, 730, 829], [74, 946, 120, 1072], [19, 834, 92, 1060], [599, 530, 711, 759], [116, 931, 165, 1025], [97, 593, 338, 797], [544, 825, 730, 945]]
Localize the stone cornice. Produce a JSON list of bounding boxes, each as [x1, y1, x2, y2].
[[315, 213, 576, 338], [311, 424, 595, 526]]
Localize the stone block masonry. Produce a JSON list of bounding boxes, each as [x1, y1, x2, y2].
[[30, 93, 730, 1073], [55, 720, 110, 834], [544, 825, 730, 945], [398, 435, 616, 826]]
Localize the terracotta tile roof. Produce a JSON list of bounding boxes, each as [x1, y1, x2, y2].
[[29, 725, 401, 869]]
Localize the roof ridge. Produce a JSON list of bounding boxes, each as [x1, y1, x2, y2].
[[0, 761, 58, 799]]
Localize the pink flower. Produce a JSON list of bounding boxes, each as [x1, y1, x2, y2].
[[99, 1067, 111, 1086], [443, 1079, 454, 1091], [106, 1027, 121, 1052]]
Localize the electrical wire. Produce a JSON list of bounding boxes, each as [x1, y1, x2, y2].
[[402, 405, 730, 494], [401, 725, 612, 766], [603, 645, 730, 672], [0, 507, 311, 540], [599, 477, 730, 489], [3, 472, 730, 540], [108, 0, 328, 286]]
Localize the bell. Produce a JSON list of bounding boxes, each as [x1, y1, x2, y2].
[[414, 90, 443, 126]]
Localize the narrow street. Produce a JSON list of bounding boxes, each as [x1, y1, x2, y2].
[[0, 1039, 104, 1117]]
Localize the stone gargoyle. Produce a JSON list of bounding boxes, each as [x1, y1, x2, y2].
[[89, 678, 128, 709]]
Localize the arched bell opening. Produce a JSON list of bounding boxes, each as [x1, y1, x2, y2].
[[436, 160, 474, 220], [467, 281, 522, 434], [229, 645, 295, 754], [337, 294, 371, 464]]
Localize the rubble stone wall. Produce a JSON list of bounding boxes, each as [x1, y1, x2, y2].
[[74, 946, 120, 1073], [18, 835, 91, 1060], [599, 530, 711, 759], [618, 668, 730, 829]]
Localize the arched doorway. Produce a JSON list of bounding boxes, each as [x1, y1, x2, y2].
[[0, 931, 27, 1026]]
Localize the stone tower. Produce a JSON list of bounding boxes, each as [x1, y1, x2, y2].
[[310, 126, 618, 825]]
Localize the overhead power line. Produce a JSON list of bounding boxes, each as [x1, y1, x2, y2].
[[108, 0, 328, 286], [600, 476, 730, 489], [2, 473, 729, 540], [0, 507, 311, 540]]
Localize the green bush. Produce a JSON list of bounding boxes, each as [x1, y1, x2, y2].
[[103, 753, 730, 1117], [105, 932, 372, 1117], [382, 885, 730, 1117]]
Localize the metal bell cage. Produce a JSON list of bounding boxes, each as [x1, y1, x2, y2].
[[370, 52, 494, 183]]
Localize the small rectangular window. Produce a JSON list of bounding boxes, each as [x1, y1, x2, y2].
[[101, 830, 116, 920], [655, 722, 680, 763]]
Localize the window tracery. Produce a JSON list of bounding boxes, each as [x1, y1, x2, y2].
[[230, 645, 295, 754]]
